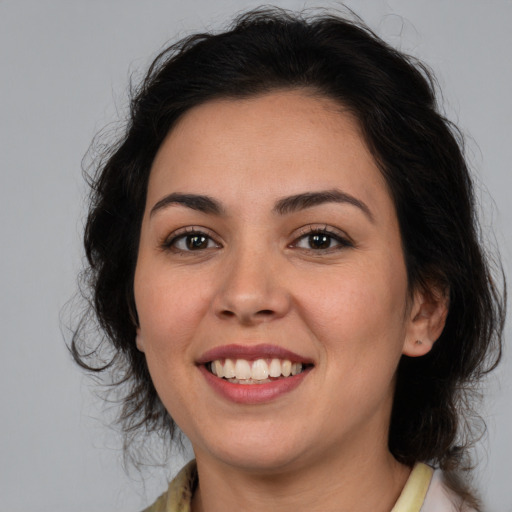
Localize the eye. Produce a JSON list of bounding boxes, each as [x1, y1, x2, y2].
[[164, 229, 220, 252], [292, 227, 352, 251]]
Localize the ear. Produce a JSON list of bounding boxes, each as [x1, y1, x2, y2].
[[402, 285, 449, 357], [135, 327, 145, 353]]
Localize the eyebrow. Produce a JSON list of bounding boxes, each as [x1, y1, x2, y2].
[[273, 189, 374, 221], [150, 189, 373, 222], [150, 193, 224, 217]]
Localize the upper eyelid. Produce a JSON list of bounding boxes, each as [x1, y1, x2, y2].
[[159, 223, 353, 247], [290, 226, 355, 251], [161, 226, 221, 247], [293, 224, 352, 241]]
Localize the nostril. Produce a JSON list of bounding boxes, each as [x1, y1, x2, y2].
[[218, 308, 275, 323], [257, 309, 274, 316]]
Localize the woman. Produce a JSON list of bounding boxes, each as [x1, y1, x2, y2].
[[73, 7, 505, 511]]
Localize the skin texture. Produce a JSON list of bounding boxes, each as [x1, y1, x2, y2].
[[134, 90, 448, 512]]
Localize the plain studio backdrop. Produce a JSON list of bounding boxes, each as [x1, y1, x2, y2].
[[1, 1, 511, 511]]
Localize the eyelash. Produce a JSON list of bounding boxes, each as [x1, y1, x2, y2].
[[161, 227, 221, 253], [161, 225, 353, 254], [290, 225, 353, 252]]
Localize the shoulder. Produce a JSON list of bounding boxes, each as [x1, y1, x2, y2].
[[142, 460, 197, 512], [392, 463, 477, 512], [421, 469, 477, 512]]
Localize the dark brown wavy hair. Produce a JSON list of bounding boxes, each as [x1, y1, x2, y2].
[[72, 7, 505, 506]]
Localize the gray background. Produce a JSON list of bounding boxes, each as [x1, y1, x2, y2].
[[1, 1, 511, 511]]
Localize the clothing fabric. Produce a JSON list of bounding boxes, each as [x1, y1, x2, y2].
[[143, 460, 196, 512], [142, 460, 472, 512]]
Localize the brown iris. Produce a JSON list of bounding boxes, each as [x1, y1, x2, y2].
[[186, 234, 209, 250], [309, 234, 331, 249]]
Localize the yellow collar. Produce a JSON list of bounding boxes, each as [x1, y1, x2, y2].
[[144, 460, 433, 512], [391, 463, 434, 512]]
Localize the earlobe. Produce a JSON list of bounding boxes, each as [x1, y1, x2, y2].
[[402, 286, 449, 357], [135, 328, 145, 353], [402, 337, 434, 357]]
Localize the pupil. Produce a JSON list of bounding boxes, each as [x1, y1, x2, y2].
[[310, 234, 330, 249], [187, 235, 207, 250]]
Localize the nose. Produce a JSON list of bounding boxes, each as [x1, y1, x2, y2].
[[212, 245, 291, 325]]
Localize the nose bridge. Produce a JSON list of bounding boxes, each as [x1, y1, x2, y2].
[[213, 234, 289, 324]]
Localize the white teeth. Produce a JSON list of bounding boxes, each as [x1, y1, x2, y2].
[[224, 359, 236, 378], [281, 360, 292, 377], [235, 359, 252, 380], [251, 359, 269, 380], [291, 363, 303, 376], [212, 360, 223, 377], [208, 358, 306, 381], [269, 358, 282, 378]]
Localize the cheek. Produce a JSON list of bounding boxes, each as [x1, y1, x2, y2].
[[134, 266, 212, 362], [296, 257, 408, 362], [133, 269, 211, 420]]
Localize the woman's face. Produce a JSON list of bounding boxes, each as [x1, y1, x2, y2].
[[134, 90, 428, 472]]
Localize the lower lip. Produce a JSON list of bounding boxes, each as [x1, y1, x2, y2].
[[198, 365, 311, 404]]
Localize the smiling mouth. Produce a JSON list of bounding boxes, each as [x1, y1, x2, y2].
[[206, 358, 311, 384]]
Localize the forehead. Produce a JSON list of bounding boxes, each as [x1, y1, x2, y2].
[[147, 90, 391, 216]]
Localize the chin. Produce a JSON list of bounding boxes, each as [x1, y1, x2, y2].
[[213, 448, 306, 475], [196, 426, 311, 474]]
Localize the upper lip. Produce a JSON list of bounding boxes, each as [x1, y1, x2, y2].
[[196, 344, 314, 365]]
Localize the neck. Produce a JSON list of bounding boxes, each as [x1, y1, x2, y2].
[[191, 438, 410, 512]]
